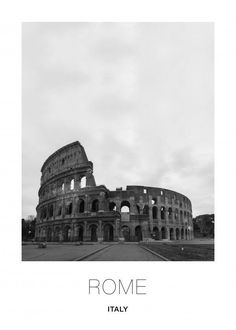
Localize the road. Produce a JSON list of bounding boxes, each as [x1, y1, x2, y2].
[[83, 244, 164, 261]]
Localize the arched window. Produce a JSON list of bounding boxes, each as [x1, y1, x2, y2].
[[109, 202, 116, 211], [168, 207, 172, 219], [57, 206, 62, 216], [91, 199, 99, 212], [161, 206, 165, 220], [143, 205, 149, 215], [175, 208, 179, 220], [161, 227, 166, 239], [70, 179, 74, 190], [152, 198, 157, 205], [152, 206, 157, 219], [66, 202, 73, 215], [40, 208, 46, 220], [49, 205, 54, 218], [80, 176, 86, 188], [121, 201, 130, 213], [79, 199, 85, 213]]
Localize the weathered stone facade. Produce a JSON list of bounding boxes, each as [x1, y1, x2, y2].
[[35, 141, 194, 242]]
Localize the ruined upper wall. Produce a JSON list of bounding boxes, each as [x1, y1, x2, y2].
[[109, 185, 192, 211], [40, 141, 92, 185]]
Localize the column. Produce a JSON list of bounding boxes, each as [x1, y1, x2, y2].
[[165, 208, 169, 225], [166, 227, 170, 240], [98, 220, 102, 242], [84, 221, 89, 241], [114, 219, 119, 241], [173, 228, 176, 240]]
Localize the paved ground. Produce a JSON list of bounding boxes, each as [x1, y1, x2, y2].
[[22, 243, 163, 261], [83, 244, 163, 261], [22, 243, 105, 261], [22, 239, 214, 261]]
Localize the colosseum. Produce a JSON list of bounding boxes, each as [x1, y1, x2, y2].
[[35, 141, 194, 242]]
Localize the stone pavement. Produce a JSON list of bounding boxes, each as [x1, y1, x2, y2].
[[22, 243, 105, 261], [22, 243, 164, 261], [83, 244, 163, 261]]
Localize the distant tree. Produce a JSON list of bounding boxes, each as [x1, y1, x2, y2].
[[193, 214, 214, 238], [22, 216, 36, 241]]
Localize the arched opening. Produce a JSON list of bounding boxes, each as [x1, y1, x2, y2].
[[37, 228, 41, 239], [170, 228, 174, 240], [153, 227, 160, 240], [176, 228, 180, 240], [121, 226, 130, 241], [41, 208, 46, 220], [57, 205, 62, 217], [152, 206, 157, 219], [181, 228, 184, 239], [168, 207, 172, 220], [70, 179, 74, 190], [66, 202, 73, 215], [175, 208, 179, 221], [180, 210, 183, 222], [121, 201, 130, 213], [161, 207, 165, 220], [91, 199, 99, 212], [161, 227, 166, 239], [90, 225, 97, 242], [64, 226, 71, 242], [135, 226, 142, 242], [80, 176, 86, 188], [49, 205, 54, 218], [103, 224, 114, 242], [41, 228, 46, 241], [79, 199, 85, 213], [143, 205, 149, 215], [54, 227, 60, 242], [109, 202, 116, 211], [47, 227, 52, 241], [78, 226, 83, 241], [185, 229, 188, 240], [152, 198, 157, 205]]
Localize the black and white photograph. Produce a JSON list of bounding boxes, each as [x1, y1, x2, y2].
[[22, 22, 214, 261], [1, 1, 236, 330]]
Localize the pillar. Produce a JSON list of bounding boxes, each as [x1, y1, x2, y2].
[[98, 220, 102, 242]]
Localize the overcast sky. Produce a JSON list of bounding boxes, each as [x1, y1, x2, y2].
[[22, 22, 214, 218]]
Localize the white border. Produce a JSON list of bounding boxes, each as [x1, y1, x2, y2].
[[1, 1, 236, 329]]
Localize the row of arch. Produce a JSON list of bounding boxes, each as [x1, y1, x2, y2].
[[39, 198, 192, 221], [152, 226, 188, 240], [36, 223, 191, 242], [40, 176, 87, 200]]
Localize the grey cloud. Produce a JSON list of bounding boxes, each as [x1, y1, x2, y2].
[[22, 23, 214, 218]]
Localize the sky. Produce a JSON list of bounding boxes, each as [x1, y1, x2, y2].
[[22, 22, 214, 218]]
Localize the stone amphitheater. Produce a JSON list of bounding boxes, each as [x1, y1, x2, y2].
[[35, 141, 194, 242]]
